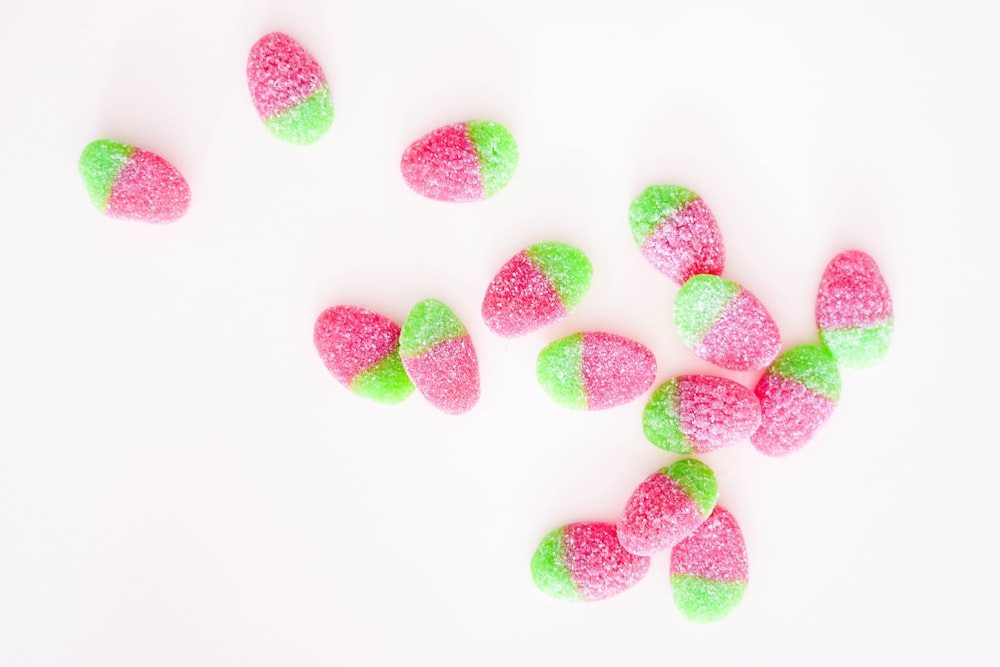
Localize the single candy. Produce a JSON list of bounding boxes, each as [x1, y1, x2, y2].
[[751, 344, 840, 457], [642, 375, 761, 454], [400, 121, 518, 202], [629, 185, 725, 284], [399, 299, 480, 414], [313, 306, 414, 404], [674, 275, 781, 371], [247, 32, 334, 145], [670, 505, 748, 623], [530, 522, 651, 602], [816, 250, 893, 368], [536, 332, 656, 410], [79, 140, 190, 223], [482, 242, 592, 337], [617, 458, 718, 556]]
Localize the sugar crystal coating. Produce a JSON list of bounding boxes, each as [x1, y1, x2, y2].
[[670, 505, 748, 623], [79, 140, 190, 223], [399, 299, 479, 414], [816, 250, 893, 368]]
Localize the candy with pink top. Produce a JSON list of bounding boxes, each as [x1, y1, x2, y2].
[[79, 140, 190, 223], [816, 250, 893, 368], [399, 299, 479, 414], [670, 505, 748, 622]]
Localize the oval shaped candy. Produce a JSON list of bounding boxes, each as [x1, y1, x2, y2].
[[482, 242, 592, 337], [313, 306, 414, 404], [629, 185, 725, 285], [617, 458, 718, 556], [79, 140, 190, 223], [670, 505, 748, 623], [400, 121, 518, 202], [530, 522, 651, 602], [537, 332, 656, 410], [816, 250, 893, 368], [643, 375, 761, 454], [247, 32, 334, 145], [399, 299, 480, 415], [674, 274, 781, 371], [751, 344, 840, 457]]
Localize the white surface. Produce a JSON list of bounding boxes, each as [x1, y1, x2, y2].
[[1, 0, 998, 664]]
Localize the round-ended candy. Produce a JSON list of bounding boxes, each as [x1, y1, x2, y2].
[[530, 522, 651, 602], [642, 375, 761, 454], [537, 332, 656, 410], [313, 306, 414, 404], [399, 299, 480, 415], [617, 459, 718, 556], [79, 140, 190, 223], [670, 505, 748, 623], [482, 242, 592, 337], [400, 121, 518, 202], [816, 250, 893, 368], [751, 344, 840, 457], [674, 275, 781, 371], [629, 185, 725, 285], [247, 32, 334, 145]]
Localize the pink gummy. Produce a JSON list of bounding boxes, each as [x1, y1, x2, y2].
[[640, 199, 725, 285], [400, 123, 484, 202], [247, 32, 326, 119], [105, 149, 190, 223], [401, 334, 480, 415], [482, 251, 565, 337], [678, 376, 761, 453], [313, 306, 400, 385], [751, 374, 836, 457], [617, 472, 705, 556], [696, 289, 780, 371], [581, 333, 657, 410], [563, 522, 651, 601], [670, 505, 748, 583], [816, 250, 892, 329]]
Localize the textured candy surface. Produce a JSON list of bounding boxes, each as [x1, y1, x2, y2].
[[617, 459, 718, 556], [751, 344, 840, 456], [313, 306, 414, 404], [675, 275, 780, 371], [399, 299, 479, 414], [400, 121, 518, 202], [247, 32, 333, 145], [537, 332, 656, 410], [79, 140, 190, 223], [530, 522, 651, 602], [670, 505, 748, 623], [816, 250, 893, 368], [643, 375, 761, 454], [630, 185, 725, 284]]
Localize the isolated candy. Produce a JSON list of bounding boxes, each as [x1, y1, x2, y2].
[[751, 344, 840, 457], [670, 505, 748, 623], [629, 185, 725, 284], [247, 32, 334, 145], [617, 459, 718, 556], [536, 332, 656, 410], [530, 522, 651, 602], [482, 242, 592, 337], [816, 250, 893, 368], [399, 299, 479, 414], [400, 121, 518, 202], [313, 306, 414, 404], [642, 375, 761, 454], [674, 275, 781, 371], [78, 140, 190, 223]]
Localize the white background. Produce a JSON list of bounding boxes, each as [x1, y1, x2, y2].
[[2, 0, 998, 664]]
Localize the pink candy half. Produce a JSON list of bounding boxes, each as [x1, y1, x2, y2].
[[582, 333, 657, 410], [247, 32, 327, 119], [400, 123, 483, 202], [482, 251, 565, 337], [617, 471, 706, 556], [106, 149, 190, 223], [751, 374, 837, 457], [670, 505, 748, 583], [641, 198, 725, 285], [563, 522, 651, 601], [401, 335, 480, 415], [313, 306, 400, 385], [677, 375, 761, 453]]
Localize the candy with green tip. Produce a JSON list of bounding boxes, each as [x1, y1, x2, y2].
[[816, 250, 893, 368], [670, 505, 748, 623], [79, 140, 190, 223]]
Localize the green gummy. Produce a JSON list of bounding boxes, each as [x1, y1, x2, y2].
[[79, 140, 135, 210], [819, 321, 893, 369], [663, 458, 718, 518], [264, 84, 334, 145], [536, 334, 586, 410], [530, 527, 580, 601], [769, 344, 841, 400], [467, 120, 518, 197], [642, 379, 692, 454], [674, 275, 740, 346], [349, 351, 415, 404], [629, 185, 700, 245], [671, 574, 747, 623], [399, 299, 467, 357], [524, 242, 593, 311]]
